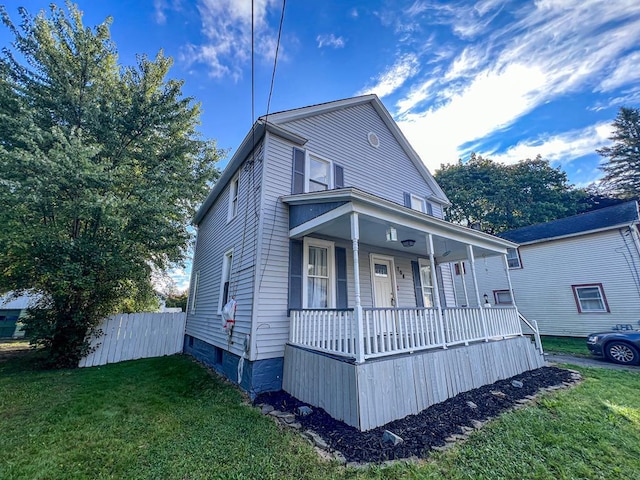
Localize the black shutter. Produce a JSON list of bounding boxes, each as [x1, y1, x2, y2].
[[292, 148, 306, 194], [334, 164, 344, 189], [411, 261, 424, 308], [288, 239, 303, 312], [335, 247, 348, 308], [403, 192, 411, 208]]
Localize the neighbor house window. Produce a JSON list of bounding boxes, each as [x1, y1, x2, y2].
[[303, 238, 335, 308], [228, 174, 239, 221], [190, 270, 200, 314], [572, 284, 609, 313], [493, 290, 513, 305], [219, 249, 234, 312], [506, 248, 521, 269]]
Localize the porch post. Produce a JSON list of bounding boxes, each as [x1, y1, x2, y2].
[[459, 260, 470, 306], [351, 212, 365, 364], [466, 244, 489, 342], [427, 234, 446, 348]]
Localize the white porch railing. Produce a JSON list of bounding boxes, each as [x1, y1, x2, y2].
[[289, 306, 524, 361]]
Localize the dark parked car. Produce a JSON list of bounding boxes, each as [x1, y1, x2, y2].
[[587, 330, 640, 365]]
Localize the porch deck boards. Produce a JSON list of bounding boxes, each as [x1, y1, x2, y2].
[[283, 336, 545, 431]]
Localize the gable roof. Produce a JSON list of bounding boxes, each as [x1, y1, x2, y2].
[[499, 201, 640, 245], [263, 94, 450, 205]]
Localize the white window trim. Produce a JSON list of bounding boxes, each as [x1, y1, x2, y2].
[[572, 284, 609, 313], [369, 254, 398, 308], [190, 270, 200, 314], [218, 248, 234, 314], [305, 151, 334, 193], [302, 237, 336, 308], [418, 258, 434, 308], [506, 248, 521, 269], [228, 174, 239, 222]]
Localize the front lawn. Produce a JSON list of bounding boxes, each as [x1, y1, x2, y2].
[[2, 352, 639, 479], [541, 335, 590, 356]]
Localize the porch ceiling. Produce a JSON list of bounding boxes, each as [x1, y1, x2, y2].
[[282, 188, 517, 263]]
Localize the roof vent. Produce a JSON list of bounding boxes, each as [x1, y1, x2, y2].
[[368, 132, 380, 148]]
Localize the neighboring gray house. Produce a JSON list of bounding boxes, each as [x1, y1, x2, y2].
[[0, 292, 30, 338], [184, 95, 544, 430], [457, 201, 640, 337]]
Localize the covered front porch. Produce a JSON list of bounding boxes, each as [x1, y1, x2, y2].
[[281, 188, 544, 430]]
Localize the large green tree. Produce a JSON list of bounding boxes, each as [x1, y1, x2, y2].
[[0, 4, 222, 367], [435, 154, 587, 234], [597, 106, 640, 199]]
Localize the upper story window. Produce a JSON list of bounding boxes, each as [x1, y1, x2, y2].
[[506, 248, 521, 269], [219, 249, 234, 313], [190, 270, 200, 314], [405, 193, 434, 215], [228, 174, 239, 222], [292, 147, 344, 194], [572, 284, 609, 313]]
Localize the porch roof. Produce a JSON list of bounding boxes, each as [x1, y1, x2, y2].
[[282, 188, 517, 263]]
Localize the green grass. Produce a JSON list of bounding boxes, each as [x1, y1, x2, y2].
[[541, 335, 590, 356], [2, 353, 640, 479]]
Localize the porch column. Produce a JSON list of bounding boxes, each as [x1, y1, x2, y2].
[[351, 212, 365, 364], [466, 244, 489, 342], [458, 260, 470, 307], [427, 234, 446, 348]]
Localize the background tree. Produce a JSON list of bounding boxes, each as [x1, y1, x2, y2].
[[597, 106, 640, 199], [435, 154, 587, 234], [0, 4, 222, 367]]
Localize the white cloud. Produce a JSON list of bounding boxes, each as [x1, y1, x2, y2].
[[388, 0, 640, 175], [358, 54, 420, 98], [316, 34, 346, 49], [485, 122, 613, 166], [181, 0, 279, 79], [598, 50, 640, 92]]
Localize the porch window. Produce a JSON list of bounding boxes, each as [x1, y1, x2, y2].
[[303, 238, 335, 308], [218, 249, 234, 313], [454, 262, 466, 275], [493, 289, 513, 305], [418, 259, 434, 307], [506, 248, 521, 269], [572, 284, 609, 313]]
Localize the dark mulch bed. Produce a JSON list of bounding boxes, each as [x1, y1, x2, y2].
[[255, 366, 575, 463]]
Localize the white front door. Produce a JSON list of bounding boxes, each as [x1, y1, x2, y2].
[[371, 256, 396, 307]]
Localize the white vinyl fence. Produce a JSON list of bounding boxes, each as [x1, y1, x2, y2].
[[78, 312, 186, 368]]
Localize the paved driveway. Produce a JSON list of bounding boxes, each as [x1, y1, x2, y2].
[[545, 352, 640, 371]]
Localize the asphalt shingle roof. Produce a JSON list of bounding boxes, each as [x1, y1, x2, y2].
[[498, 201, 639, 244]]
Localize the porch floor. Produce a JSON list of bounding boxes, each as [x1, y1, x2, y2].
[[283, 336, 545, 431]]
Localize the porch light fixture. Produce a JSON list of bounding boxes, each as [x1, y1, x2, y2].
[[484, 293, 490, 304], [401, 239, 416, 247], [386, 227, 398, 242]]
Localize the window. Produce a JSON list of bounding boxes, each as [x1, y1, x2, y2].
[[506, 248, 521, 269], [572, 284, 610, 313], [454, 262, 467, 275], [493, 290, 513, 305], [303, 238, 335, 308], [190, 271, 200, 314], [291, 148, 344, 194], [418, 259, 434, 307], [228, 174, 239, 221], [219, 249, 234, 312]]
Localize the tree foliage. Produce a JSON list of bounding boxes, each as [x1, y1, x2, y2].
[[434, 154, 587, 234], [0, 3, 222, 367], [597, 106, 640, 199]]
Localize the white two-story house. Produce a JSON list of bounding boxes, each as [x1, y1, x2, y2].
[[185, 95, 544, 431]]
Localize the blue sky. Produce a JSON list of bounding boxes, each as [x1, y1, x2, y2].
[[3, 0, 639, 290]]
